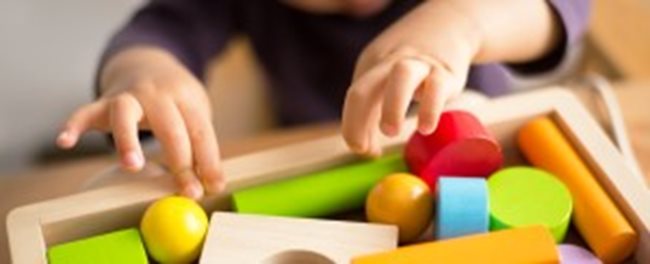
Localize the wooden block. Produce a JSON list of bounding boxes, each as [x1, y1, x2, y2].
[[199, 212, 398, 264], [232, 153, 406, 217], [518, 117, 637, 263], [435, 176, 488, 240], [404, 110, 503, 190], [352, 225, 559, 264], [558, 244, 602, 264], [488, 167, 573, 242], [8, 88, 650, 264], [366, 173, 433, 243], [47, 228, 147, 264]]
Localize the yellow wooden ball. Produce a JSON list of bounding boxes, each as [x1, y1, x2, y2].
[[366, 173, 433, 243], [141, 196, 208, 263]]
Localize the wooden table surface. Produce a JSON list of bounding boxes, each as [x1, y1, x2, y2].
[[1, 81, 649, 263]]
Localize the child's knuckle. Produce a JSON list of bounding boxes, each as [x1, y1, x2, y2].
[[393, 59, 416, 75], [189, 126, 207, 142], [129, 79, 157, 94]]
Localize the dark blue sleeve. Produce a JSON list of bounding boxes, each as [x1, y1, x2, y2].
[[97, 0, 236, 81]]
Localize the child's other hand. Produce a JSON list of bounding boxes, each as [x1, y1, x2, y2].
[[342, 1, 480, 157], [56, 47, 223, 199]]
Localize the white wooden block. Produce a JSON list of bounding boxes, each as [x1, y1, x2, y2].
[[199, 212, 398, 264]]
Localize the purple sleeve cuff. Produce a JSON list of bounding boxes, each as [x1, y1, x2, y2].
[[468, 0, 591, 96], [549, 0, 591, 48]]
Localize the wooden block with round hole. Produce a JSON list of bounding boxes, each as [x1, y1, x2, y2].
[[199, 212, 398, 264]]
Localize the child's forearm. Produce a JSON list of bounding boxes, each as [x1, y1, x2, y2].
[[437, 0, 561, 64]]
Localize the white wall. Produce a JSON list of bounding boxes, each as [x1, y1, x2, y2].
[[0, 0, 142, 173]]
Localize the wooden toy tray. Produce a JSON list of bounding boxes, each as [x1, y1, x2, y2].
[[7, 88, 650, 263]]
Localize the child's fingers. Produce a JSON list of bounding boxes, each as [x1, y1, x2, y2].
[[57, 101, 108, 149], [176, 101, 225, 195], [365, 107, 384, 157], [380, 59, 430, 137], [110, 94, 145, 172], [342, 61, 392, 155], [416, 70, 448, 135], [139, 94, 203, 199]]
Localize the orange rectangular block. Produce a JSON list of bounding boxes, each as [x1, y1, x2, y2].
[[351, 226, 558, 264], [518, 117, 637, 263]]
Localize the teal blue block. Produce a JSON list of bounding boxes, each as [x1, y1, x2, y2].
[[435, 176, 489, 239], [47, 228, 148, 264]]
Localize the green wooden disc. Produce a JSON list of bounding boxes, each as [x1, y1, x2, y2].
[[488, 167, 573, 242]]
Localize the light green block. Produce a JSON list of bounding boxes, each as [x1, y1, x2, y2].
[[233, 153, 407, 217], [488, 167, 573, 242], [47, 228, 148, 264]]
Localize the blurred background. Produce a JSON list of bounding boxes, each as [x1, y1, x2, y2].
[[0, 0, 278, 175], [0, 0, 142, 172], [0, 0, 648, 176]]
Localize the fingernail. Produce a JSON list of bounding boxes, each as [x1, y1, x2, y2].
[[345, 137, 366, 154], [57, 131, 69, 140], [183, 183, 204, 200], [349, 143, 366, 154], [57, 132, 71, 146], [368, 146, 382, 158], [418, 124, 434, 135], [123, 152, 144, 171], [204, 176, 224, 194], [216, 181, 226, 192], [381, 123, 398, 137]]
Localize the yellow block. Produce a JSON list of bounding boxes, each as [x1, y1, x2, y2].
[[518, 117, 637, 263], [351, 226, 558, 264]]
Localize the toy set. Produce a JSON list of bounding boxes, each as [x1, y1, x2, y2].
[[7, 88, 650, 263]]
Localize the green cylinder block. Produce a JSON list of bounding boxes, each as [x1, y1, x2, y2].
[[232, 153, 406, 217]]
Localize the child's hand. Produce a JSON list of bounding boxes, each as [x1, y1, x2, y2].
[[342, 1, 480, 157], [57, 47, 223, 199], [342, 0, 559, 157]]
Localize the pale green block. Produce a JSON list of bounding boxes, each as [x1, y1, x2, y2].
[[233, 153, 407, 217], [47, 228, 148, 264], [488, 167, 573, 242]]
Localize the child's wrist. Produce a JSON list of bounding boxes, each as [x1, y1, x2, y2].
[[99, 46, 183, 95], [427, 0, 483, 64]]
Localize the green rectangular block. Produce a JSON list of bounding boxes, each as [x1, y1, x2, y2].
[[232, 153, 407, 217], [47, 228, 148, 264]]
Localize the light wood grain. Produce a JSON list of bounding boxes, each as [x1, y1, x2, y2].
[[199, 212, 397, 264]]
